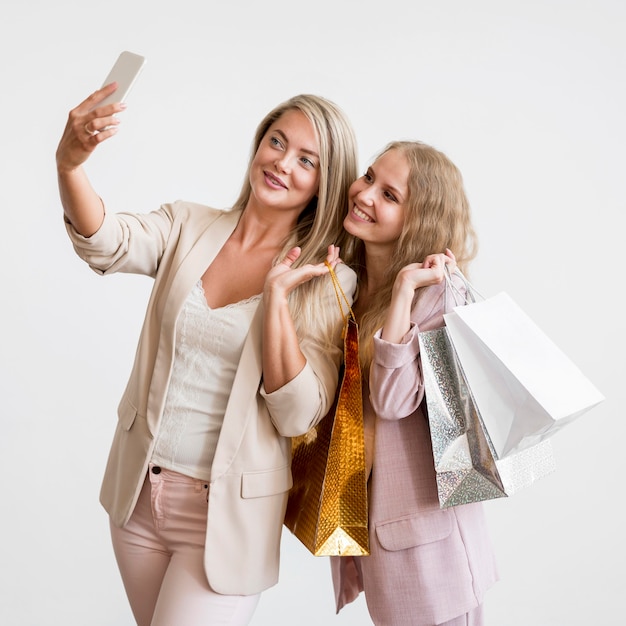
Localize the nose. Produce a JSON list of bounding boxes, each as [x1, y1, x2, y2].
[[275, 154, 291, 174], [355, 183, 375, 206]]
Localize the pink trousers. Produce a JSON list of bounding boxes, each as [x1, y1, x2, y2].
[[109, 465, 260, 626]]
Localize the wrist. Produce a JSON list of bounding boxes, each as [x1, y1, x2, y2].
[[56, 161, 81, 177], [391, 275, 416, 302], [263, 284, 290, 309]]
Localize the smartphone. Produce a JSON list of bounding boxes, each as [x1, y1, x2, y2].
[[98, 51, 146, 107]]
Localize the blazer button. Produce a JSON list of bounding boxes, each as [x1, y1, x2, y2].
[[151, 466, 162, 474]]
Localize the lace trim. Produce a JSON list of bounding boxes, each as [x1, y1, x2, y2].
[[195, 280, 261, 311], [152, 281, 259, 474]]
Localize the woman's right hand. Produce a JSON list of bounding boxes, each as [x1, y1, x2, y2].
[[56, 83, 127, 237], [56, 82, 126, 173], [393, 249, 456, 295]]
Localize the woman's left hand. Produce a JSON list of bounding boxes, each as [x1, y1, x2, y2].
[[264, 244, 340, 302], [261, 244, 340, 394]]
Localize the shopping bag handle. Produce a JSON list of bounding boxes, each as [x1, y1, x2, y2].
[[325, 261, 356, 325], [444, 265, 484, 308]]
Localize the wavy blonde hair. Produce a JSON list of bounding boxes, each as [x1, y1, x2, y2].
[[339, 140, 478, 370], [233, 95, 358, 345]]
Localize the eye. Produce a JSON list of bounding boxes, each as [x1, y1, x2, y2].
[[299, 156, 316, 169], [363, 171, 373, 183], [383, 190, 398, 203], [270, 136, 284, 149]]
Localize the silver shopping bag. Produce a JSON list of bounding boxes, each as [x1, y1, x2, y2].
[[418, 327, 557, 508]]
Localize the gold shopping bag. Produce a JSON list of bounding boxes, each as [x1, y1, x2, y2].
[[284, 264, 369, 556]]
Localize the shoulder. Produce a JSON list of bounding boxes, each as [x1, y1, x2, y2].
[[334, 262, 357, 297], [163, 200, 240, 223], [410, 273, 464, 331], [417, 271, 468, 316]]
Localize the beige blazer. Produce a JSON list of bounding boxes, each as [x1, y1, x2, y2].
[[66, 200, 356, 595]]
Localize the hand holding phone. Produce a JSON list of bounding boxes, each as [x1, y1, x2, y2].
[[98, 51, 146, 108]]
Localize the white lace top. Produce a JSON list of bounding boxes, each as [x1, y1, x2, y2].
[[151, 281, 261, 480]]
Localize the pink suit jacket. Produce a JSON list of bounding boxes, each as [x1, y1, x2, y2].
[[331, 276, 498, 626]]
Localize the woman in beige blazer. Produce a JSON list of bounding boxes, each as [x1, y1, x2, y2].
[[332, 141, 498, 625], [56, 84, 358, 626]]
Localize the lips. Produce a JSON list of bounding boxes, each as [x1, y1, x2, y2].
[[352, 205, 374, 222], [264, 171, 287, 190]]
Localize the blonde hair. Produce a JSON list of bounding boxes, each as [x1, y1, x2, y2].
[[233, 94, 359, 344], [340, 140, 478, 370]]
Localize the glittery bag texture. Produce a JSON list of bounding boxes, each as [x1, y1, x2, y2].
[[285, 316, 369, 556], [418, 327, 556, 508], [285, 264, 369, 557]]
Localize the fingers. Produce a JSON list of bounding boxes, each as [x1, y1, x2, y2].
[[268, 245, 342, 299], [70, 83, 127, 137], [274, 245, 342, 282], [423, 250, 457, 269], [278, 245, 341, 273], [279, 246, 302, 267], [64, 109, 119, 157], [422, 253, 446, 269], [81, 114, 121, 138], [80, 82, 119, 113], [325, 244, 341, 269], [445, 248, 456, 262], [443, 249, 458, 278], [409, 254, 448, 285], [57, 87, 128, 171], [397, 249, 459, 292]]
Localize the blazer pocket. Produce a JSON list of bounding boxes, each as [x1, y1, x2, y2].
[[376, 510, 453, 552], [241, 466, 293, 499], [117, 396, 139, 431]]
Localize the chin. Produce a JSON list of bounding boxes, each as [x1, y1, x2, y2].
[[343, 213, 364, 235]]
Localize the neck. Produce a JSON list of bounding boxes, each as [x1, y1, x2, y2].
[[351, 245, 392, 318], [362, 244, 392, 293], [233, 204, 296, 252]]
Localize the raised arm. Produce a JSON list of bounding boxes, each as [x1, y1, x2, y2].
[[367, 251, 458, 420], [55, 83, 125, 237], [381, 250, 456, 343], [262, 245, 341, 394]]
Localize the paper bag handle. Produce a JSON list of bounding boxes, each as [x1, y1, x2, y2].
[[444, 265, 484, 308], [325, 261, 356, 325]]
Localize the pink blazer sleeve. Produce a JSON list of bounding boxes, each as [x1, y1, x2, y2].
[[369, 275, 466, 420]]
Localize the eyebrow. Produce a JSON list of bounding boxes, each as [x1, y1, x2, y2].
[[275, 129, 320, 158]]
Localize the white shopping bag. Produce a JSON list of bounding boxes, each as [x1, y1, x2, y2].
[[444, 290, 604, 457]]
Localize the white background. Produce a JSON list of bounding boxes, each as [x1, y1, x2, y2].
[[1, 1, 623, 624]]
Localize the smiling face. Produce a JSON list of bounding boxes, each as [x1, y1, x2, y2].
[[248, 108, 321, 217], [344, 148, 410, 253]]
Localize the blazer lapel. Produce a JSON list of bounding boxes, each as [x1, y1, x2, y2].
[[165, 208, 243, 314], [147, 208, 242, 434]]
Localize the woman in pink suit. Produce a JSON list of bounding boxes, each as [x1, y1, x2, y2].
[[332, 141, 499, 626]]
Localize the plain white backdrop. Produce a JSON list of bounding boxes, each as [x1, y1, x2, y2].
[[1, 1, 623, 624]]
